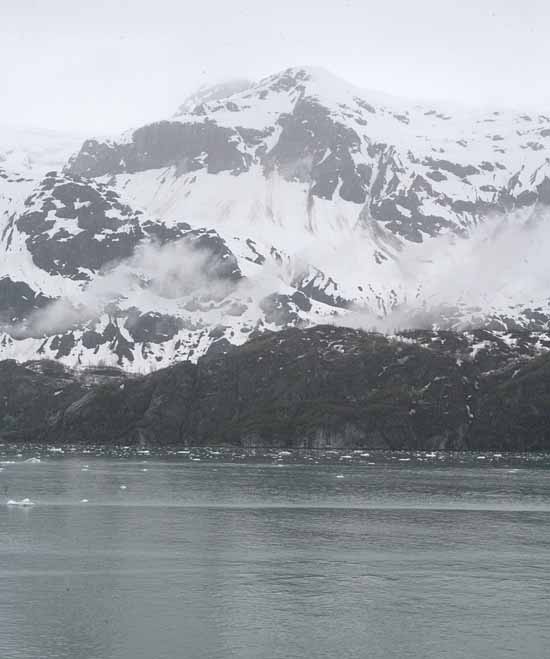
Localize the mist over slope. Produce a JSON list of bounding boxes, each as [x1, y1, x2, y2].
[[0, 66, 549, 370]]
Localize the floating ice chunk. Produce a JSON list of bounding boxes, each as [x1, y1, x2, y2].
[[336, 474, 344, 479], [80, 499, 89, 503], [24, 457, 41, 464], [119, 485, 127, 490], [7, 498, 35, 507]]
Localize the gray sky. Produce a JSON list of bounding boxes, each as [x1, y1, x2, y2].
[[2, 0, 549, 134]]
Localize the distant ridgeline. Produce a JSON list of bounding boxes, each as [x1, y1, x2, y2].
[[0, 326, 549, 451]]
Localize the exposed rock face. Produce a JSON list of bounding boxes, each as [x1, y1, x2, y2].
[[263, 97, 371, 204], [1, 325, 549, 450], [14, 172, 144, 279], [124, 310, 184, 344], [0, 277, 54, 324], [67, 121, 270, 179]]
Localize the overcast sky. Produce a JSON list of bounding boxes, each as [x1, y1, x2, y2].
[[2, 0, 549, 134]]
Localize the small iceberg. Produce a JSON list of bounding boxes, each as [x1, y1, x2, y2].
[[336, 474, 345, 479], [7, 498, 35, 507], [24, 457, 41, 464]]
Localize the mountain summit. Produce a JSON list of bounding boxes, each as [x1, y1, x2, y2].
[[0, 66, 549, 369]]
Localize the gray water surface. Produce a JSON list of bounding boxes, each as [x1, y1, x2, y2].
[[0, 453, 549, 659]]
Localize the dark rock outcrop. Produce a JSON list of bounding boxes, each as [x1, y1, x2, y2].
[[66, 121, 269, 178], [15, 173, 144, 279], [0, 277, 54, 324], [1, 325, 549, 450], [11, 173, 243, 288]]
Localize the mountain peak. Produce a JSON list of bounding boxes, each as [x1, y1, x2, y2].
[[174, 78, 253, 117], [6, 62, 550, 371]]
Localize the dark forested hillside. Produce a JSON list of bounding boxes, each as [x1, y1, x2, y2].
[[1, 325, 549, 450]]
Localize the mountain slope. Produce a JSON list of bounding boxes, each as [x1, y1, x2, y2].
[[0, 67, 549, 369], [67, 66, 550, 245], [2, 325, 550, 450]]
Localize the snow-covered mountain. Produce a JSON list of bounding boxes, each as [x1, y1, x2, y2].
[[1, 66, 550, 370]]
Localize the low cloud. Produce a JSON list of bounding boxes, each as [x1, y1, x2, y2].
[[8, 238, 241, 338], [332, 206, 550, 332]]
